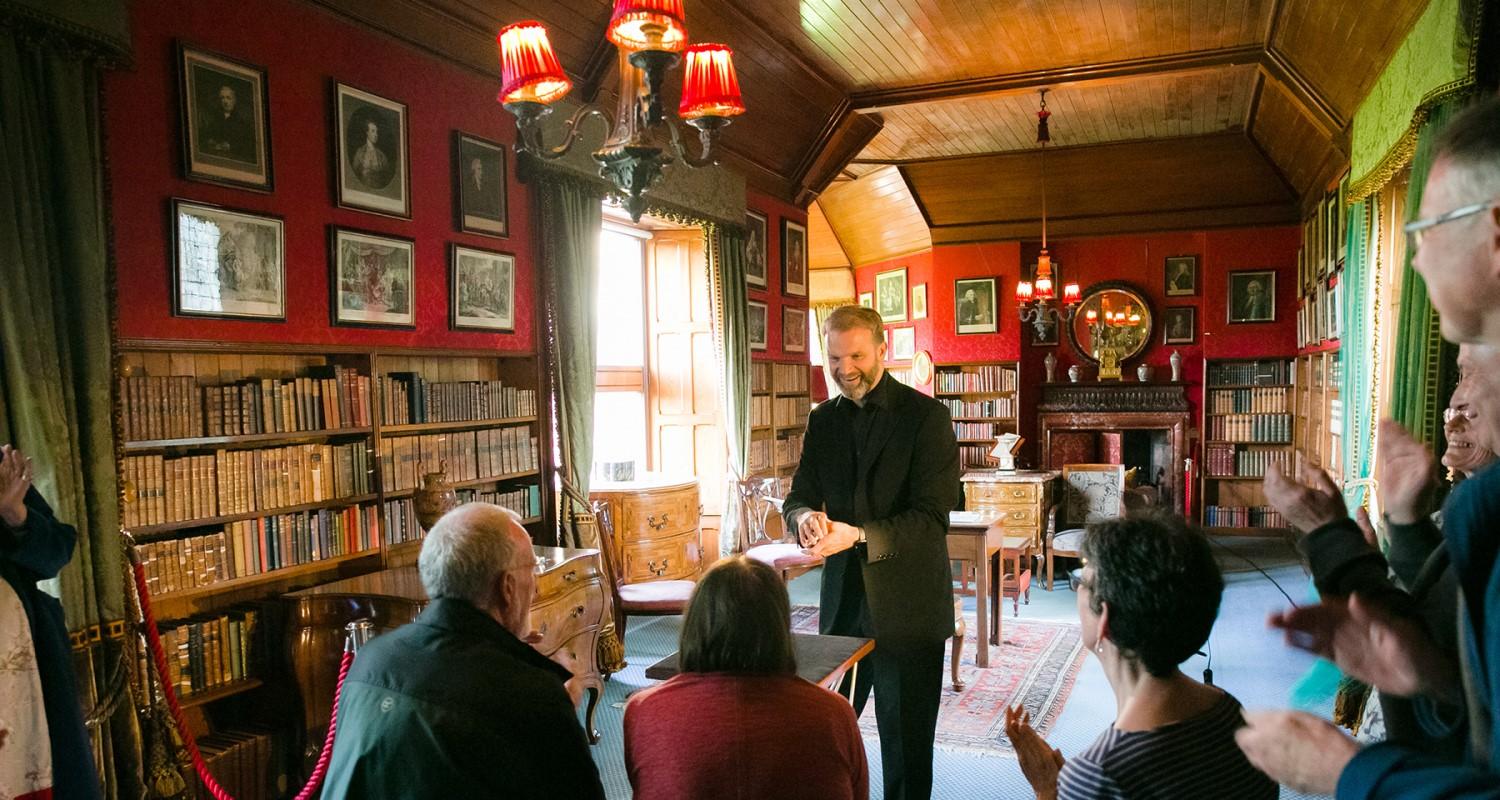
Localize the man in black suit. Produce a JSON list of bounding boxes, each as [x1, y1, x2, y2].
[[783, 305, 960, 800]]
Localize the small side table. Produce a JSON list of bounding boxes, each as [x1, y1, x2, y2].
[[999, 536, 1034, 616]]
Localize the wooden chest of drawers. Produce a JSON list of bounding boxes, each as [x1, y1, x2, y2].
[[590, 474, 703, 585], [285, 546, 608, 745], [961, 470, 1059, 547]]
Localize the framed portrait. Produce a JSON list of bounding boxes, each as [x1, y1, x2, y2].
[[911, 283, 928, 319], [745, 211, 768, 288], [875, 268, 907, 322], [172, 199, 284, 320], [954, 277, 998, 334], [1029, 320, 1059, 346], [1324, 190, 1338, 275], [1163, 306, 1196, 344], [1227, 270, 1277, 324], [1336, 176, 1349, 268], [334, 82, 410, 218], [330, 227, 415, 328], [748, 300, 768, 350], [783, 306, 808, 353], [1164, 255, 1197, 296], [859, 291, 873, 308], [890, 327, 915, 361], [450, 245, 514, 331], [178, 44, 272, 190], [454, 132, 507, 237], [782, 219, 808, 297]]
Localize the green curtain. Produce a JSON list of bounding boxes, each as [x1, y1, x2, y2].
[[527, 158, 604, 546], [1340, 200, 1376, 508], [708, 223, 750, 556], [1389, 95, 1474, 446], [0, 4, 142, 795]]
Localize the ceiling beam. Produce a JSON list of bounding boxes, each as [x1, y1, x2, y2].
[[1258, 48, 1348, 150], [848, 45, 1264, 110], [791, 101, 885, 205]]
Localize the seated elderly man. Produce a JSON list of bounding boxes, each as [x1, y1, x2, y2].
[[321, 504, 604, 799]]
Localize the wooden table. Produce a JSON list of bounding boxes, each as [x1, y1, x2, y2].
[[947, 512, 1004, 667], [646, 633, 875, 699]]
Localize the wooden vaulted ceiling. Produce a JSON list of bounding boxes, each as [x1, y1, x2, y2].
[[309, 0, 1428, 257]]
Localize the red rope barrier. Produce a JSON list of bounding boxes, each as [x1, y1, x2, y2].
[[131, 558, 352, 800]]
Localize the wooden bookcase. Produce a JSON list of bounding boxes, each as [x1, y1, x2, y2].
[[933, 361, 1020, 469], [1198, 357, 1296, 536], [747, 359, 810, 490], [118, 339, 549, 640], [1293, 349, 1343, 481]]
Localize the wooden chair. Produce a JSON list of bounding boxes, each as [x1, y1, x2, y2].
[[592, 500, 695, 641], [1044, 464, 1127, 590], [739, 477, 823, 582]]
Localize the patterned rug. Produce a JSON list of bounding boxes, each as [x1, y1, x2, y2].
[[791, 604, 1087, 758]]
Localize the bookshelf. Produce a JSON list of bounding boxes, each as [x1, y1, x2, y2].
[[1294, 349, 1343, 480], [1199, 357, 1295, 535], [933, 361, 1020, 469], [747, 359, 811, 491], [117, 340, 549, 624]]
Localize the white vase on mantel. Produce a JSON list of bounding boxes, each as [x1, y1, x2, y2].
[[1170, 350, 1183, 382], [1067, 365, 1081, 383]]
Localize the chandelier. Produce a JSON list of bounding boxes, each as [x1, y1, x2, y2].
[[496, 1, 746, 221], [1015, 89, 1080, 339]]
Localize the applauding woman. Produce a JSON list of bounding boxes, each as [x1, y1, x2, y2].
[[1006, 513, 1275, 799]]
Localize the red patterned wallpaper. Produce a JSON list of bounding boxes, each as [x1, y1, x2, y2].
[[745, 189, 815, 396], [106, 0, 535, 351]]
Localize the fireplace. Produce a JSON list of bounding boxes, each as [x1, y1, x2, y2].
[[1036, 382, 1191, 513]]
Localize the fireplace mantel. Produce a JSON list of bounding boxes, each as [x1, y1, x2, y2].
[[1036, 381, 1191, 513]]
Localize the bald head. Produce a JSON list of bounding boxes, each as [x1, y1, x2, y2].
[[419, 503, 535, 632]]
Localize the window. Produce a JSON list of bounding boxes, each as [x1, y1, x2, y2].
[[592, 224, 649, 474]]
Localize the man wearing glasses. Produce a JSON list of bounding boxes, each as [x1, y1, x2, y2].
[[1237, 96, 1500, 798], [322, 504, 604, 798]]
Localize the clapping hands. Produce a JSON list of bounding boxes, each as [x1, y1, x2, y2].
[[1263, 463, 1347, 533], [1005, 704, 1064, 800]]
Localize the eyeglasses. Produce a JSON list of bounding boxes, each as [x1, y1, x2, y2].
[[1405, 201, 1496, 252], [1445, 407, 1476, 424]]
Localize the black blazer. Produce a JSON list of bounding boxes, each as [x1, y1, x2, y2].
[[783, 376, 961, 642]]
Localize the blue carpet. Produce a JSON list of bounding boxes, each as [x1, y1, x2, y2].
[[586, 535, 1333, 799]]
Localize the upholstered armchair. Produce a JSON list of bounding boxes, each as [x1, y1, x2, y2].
[[1044, 464, 1127, 589]]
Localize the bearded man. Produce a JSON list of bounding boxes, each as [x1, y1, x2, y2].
[[782, 304, 960, 800]]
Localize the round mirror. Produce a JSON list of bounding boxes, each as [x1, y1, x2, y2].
[[1067, 282, 1154, 365]]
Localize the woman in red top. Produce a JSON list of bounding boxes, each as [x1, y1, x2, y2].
[[623, 556, 869, 800]]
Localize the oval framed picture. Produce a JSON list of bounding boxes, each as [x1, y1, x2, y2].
[[912, 350, 934, 386]]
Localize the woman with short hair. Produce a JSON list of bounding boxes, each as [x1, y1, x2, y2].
[[623, 556, 868, 800], [1007, 512, 1276, 799]]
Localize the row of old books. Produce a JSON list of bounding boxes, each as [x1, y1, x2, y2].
[[959, 445, 995, 468], [380, 485, 543, 548], [1206, 360, 1294, 386], [155, 609, 259, 698], [183, 727, 290, 800], [748, 438, 772, 473], [936, 366, 1017, 394], [1208, 414, 1293, 443], [775, 432, 803, 466], [773, 363, 809, 393], [750, 395, 772, 428], [774, 397, 808, 427], [1204, 443, 1287, 477], [751, 361, 772, 392], [379, 428, 539, 492], [123, 443, 372, 528], [137, 505, 380, 595], [380, 374, 537, 425], [1207, 387, 1291, 415], [940, 397, 1015, 419], [954, 422, 1001, 439], [1204, 505, 1287, 529], [122, 368, 371, 442]]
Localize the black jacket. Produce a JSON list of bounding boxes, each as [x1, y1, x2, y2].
[[320, 597, 604, 799], [782, 373, 961, 642]]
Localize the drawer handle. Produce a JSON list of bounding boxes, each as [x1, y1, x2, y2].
[[571, 605, 585, 619], [563, 570, 578, 583], [1011, 489, 1027, 497], [539, 621, 548, 636], [648, 558, 670, 576], [647, 513, 671, 530], [1010, 510, 1027, 520]]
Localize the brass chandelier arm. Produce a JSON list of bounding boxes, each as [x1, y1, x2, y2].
[[665, 115, 725, 169], [511, 103, 615, 161]]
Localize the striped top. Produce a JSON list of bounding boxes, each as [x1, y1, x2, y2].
[[1058, 691, 1277, 800]]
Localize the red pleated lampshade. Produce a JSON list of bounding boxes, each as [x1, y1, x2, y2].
[[607, 0, 688, 53], [679, 43, 745, 120], [497, 21, 572, 105]]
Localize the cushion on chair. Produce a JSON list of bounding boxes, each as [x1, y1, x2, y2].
[[618, 580, 696, 612], [746, 542, 822, 571], [1051, 528, 1086, 555]]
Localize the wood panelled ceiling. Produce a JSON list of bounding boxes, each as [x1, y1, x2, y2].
[[816, 166, 932, 266], [308, 0, 1430, 254], [808, 202, 852, 269]]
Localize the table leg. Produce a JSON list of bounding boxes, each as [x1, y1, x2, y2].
[[974, 541, 989, 668], [844, 661, 859, 705]]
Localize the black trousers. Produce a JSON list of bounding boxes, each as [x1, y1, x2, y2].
[[828, 554, 945, 800]]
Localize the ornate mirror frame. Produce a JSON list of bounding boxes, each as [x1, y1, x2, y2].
[[1066, 281, 1155, 365]]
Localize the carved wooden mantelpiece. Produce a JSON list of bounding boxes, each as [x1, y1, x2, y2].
[[1037, 382, 1191, 514]]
